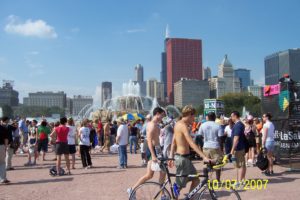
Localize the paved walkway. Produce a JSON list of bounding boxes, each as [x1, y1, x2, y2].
[[1, 150, 300, 200]]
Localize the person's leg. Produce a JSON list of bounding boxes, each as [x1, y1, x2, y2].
[[268, 151, 274, 172], [80, 145, 87, 167], [132, 160, 155, 189], [0, 145, 7, 181], [118, 145, 123, 167], [133, 136, 137, 154], [129, 136, 133, 153], [64, 154, 71, 173], [56, 155, 61, 173], [71, 154, 76, 169], [6, 147, 13, 169], [86, 146, 92, 166], [124, 145, 128, 167]]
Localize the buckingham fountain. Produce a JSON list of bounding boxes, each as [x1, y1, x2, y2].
[[87, 80, 159, 122]]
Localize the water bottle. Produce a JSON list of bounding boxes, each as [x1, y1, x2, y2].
[[173, 183, 180, 198]]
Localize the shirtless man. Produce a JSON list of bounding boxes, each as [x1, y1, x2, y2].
[[101, 119, 111, 152], [127, 107, 166, 197], [169, 105, 209, 192]]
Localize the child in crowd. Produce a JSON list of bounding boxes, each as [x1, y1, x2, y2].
[[24, 120, 38, 166], [140, 136, 147, 166]]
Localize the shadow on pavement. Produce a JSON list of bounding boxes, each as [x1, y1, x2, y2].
[[9, 177, 74, 185], [72, 170, 124, 176]]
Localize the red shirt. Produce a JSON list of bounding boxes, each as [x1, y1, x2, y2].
[[55, 125, 69, 143]]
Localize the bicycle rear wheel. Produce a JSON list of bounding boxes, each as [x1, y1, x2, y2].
[[130, 181, 171, 200], [198, 186, 241, 200]]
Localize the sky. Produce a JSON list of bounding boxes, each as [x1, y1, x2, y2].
[[0, 0, 300, 104]]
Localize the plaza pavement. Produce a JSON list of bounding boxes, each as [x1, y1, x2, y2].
[[1, 149, 300, 200]]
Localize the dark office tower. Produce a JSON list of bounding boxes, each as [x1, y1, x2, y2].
[[203, 67, 212, 80], [101, 82, 112, 106], [166, 38, 203, 104], [234, 68, 251, 90], [135, 64, 144, 83], [265, 49, 300, 85]]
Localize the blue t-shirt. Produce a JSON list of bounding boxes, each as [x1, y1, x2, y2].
[[231, 121, 245, 151]]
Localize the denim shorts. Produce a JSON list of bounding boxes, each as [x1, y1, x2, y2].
[[265, 141, 275, 152]]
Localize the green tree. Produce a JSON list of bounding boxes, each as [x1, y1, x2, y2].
[[220, 92, 262, 117]]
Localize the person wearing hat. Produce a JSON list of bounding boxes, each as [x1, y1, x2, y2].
[[116, 117, 129, 169]]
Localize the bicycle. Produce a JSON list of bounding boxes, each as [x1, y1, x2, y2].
[[129, 155, 241, 200]]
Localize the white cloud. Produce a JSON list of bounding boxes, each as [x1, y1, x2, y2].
[[0, 57, 6, 65], [126, 29, 146, 33], [4, 15, 57, 39], [70, 27, 80, 33]]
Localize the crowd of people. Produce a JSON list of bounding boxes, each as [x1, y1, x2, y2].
[[0, 105, 275, 199]]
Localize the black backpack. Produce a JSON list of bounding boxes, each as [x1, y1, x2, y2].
[[49, 166, 65, 176], [256, 149, 269, 171]]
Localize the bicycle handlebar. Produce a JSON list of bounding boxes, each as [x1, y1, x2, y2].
[[203, 154, 231, 170]]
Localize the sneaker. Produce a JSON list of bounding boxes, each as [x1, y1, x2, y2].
[[127, 188, 136, 199], [270, 170, 274, 175], [117, 166, 124, 169], [20, 150, 24, 154], [6, 167, 15, 171], [0, 179, 10, 184], [24, 161, 32, 166]]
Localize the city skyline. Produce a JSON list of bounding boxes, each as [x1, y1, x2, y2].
[[1, 0, 300, 103]]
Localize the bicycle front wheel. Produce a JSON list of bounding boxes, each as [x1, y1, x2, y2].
[[130, 181, 171, 200], [198, 186, 241, 200]]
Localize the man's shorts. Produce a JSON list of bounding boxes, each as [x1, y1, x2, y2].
[[234, 150, 246, 168], [20, 133, 28, 146], [37, 139, 48, 153], [175, 154, 197, 189], [55, 142, 69, 155], [203, 148, 223, 165]]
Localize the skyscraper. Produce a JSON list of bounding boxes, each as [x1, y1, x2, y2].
[[203, 67, 212, 80], [146, 79, 164, 101], [135, 64, 144, 83], [134, 64, 146, 96], [101, 82, 112, 106], [210, 55, 241, 98], [265, 49, 300, 85], [0, 80, 19, 107], [234, 68, 251, 90], [166, 38, 203, 103]]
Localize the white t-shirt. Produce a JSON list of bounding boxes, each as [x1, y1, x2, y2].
[[198, 121, 223, 149], [263, 121, 275, 142], [79, 127, 90, 146], [117, 124, 129, 145], [67, 125, 76, 145], [224, 125, 232, 137]]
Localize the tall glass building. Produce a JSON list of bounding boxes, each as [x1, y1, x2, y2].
[[265, 49, 300, 85], [234, 68, 251, 90]]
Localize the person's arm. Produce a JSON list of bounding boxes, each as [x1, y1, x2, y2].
[[168, 133, 177, 168], [182, 124, 208, 161], [116, 127, 121, 144], [262, 126, 268, 147], [230, 135, 239, 155], [147, 123, 157, 162]]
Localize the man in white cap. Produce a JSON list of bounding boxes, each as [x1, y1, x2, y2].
[[116, 117, 129, 169]]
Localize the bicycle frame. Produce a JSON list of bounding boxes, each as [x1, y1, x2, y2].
[[154, 162, 211, 200]]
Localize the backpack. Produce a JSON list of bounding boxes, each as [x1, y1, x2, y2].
[[49, 166, 65, 176], [256, 149, 269, 171]]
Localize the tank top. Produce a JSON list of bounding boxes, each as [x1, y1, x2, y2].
[[55, 125, 69, 143]]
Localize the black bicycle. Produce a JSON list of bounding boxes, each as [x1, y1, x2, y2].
[[129, 155, 241, 200]]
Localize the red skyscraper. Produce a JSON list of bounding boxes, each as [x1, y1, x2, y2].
[[166, 38, 203, 103]]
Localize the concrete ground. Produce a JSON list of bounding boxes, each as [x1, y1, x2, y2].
[[1, 149, 300, 200]]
